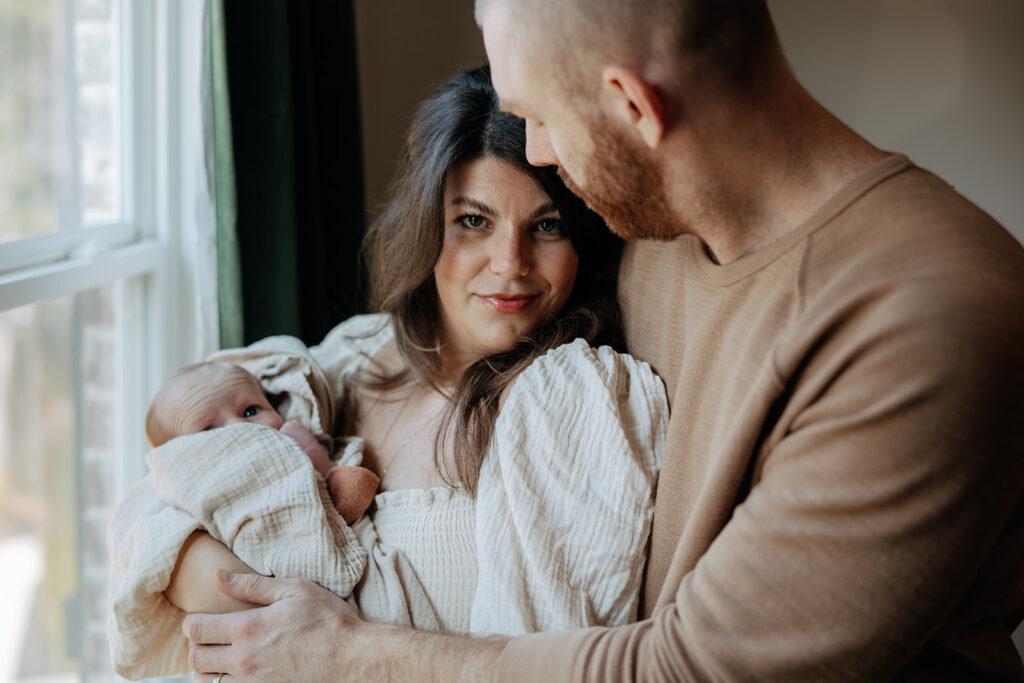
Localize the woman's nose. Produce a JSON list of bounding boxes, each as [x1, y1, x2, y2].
[[490, 229, 530, 278]]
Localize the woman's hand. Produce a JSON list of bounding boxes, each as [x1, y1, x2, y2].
[[184, 571, 362, 682]]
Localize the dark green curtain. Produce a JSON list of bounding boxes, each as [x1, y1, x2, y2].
[[207, 0, 366, 349]]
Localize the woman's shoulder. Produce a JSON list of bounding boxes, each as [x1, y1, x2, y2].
[[506, 338, 667, 411], [312, 313, 394, 367], [321, 312, 393, 344], [528, 338, 663, 385]]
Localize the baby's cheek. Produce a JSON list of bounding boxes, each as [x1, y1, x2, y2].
[[261, 411, 284, 430]]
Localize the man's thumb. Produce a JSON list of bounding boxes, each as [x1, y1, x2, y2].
[[214, 570, 298, 606]]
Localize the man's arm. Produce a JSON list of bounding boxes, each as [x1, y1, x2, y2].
[[183, 572, 508, 682], [495, 276, 1024, 681]]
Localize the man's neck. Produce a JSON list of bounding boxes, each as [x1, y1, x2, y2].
[[667, 73, 886, 265]]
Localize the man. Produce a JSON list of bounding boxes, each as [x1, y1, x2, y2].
[[183, 1, 1024, 680]]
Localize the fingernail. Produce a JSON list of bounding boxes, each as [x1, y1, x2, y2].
[[215, 568, 233, 583]]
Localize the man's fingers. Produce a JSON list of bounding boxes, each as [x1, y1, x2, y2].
[[188, 642, 233, 678], [194, 675, 234, 683], [212, 570, 310, 606], [182, 611, 240, 646], [184, 579, 358, 681]]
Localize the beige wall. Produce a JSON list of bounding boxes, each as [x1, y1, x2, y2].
[[354, 0, 482, 222], [770, 0, 1024, 244], [356, 1, 1023, 243]]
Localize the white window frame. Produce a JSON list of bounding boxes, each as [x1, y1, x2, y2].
[[0, 0, 212, 474], [0, 2, 212, 678]]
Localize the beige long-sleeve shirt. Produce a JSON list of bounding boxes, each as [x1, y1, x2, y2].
[[498, 155, 1024, 681]]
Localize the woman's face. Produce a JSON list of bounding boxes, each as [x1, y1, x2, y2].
[[434, 156, 579, 368]]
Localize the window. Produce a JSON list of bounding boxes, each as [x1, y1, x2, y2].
[[0, 1, 207, 680]]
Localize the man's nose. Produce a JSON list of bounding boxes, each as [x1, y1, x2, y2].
[[525, 121, 558, 167], [490, 229, 531, 278]]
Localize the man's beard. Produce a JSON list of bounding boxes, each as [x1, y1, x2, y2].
[[558, 120, 679, 241]]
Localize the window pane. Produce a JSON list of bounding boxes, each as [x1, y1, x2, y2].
[[0, 0, 69, 241], [0, 0, 121, 244], [76, 0, 120, 226], [0, 282, 126, 682]]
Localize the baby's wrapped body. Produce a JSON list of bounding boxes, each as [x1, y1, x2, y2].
[[107, 314, 668, 680]]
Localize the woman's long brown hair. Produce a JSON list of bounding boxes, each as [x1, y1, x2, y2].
[[354, 66, 623, 496]]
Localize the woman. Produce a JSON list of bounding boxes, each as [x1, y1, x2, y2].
[[346, 64, 628, 496], [108, 67, 668, 679]]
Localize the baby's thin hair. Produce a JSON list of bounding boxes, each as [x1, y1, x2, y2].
[[144, 361, 244, 448]]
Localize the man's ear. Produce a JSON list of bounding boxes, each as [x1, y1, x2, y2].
[[601, 65, 665, 149]]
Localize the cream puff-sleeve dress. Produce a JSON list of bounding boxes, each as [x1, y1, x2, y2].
[[107, 314, 667, 679]]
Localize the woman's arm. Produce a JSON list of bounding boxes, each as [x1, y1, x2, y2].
[[472, 341, 667, 634], [165, 531, 261, 614]]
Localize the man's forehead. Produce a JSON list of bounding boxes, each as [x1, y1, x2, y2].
[[483, 20, 540, 116], [493, 75, 537, 121], [486, 64, 521, 115], [496, 94, 520, 116]]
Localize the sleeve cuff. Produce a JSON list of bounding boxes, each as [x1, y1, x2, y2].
[[496, 629, 593, 683]]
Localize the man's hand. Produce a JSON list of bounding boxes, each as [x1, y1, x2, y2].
[[184, 570, 359, 682], [279, 419, 334, 478], [184, 569, 509, 682]]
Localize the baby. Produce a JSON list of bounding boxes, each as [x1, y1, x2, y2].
[[145, 361, 379, 524]]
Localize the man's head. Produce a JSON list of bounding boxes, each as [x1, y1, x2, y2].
[[145, 362, 283, 447], [476, 0, 777, 97], [477, 0, 783, 241]]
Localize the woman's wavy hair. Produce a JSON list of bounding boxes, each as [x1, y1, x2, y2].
[[359, 65, 623, 495]]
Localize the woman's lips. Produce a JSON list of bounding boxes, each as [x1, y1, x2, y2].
[[477, 294, 538, 314]]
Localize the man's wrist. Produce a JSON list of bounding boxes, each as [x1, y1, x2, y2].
[[339, 620, 508, 682]]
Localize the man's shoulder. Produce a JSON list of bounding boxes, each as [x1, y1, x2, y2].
[[786, 167, 1024, 388], [803, 163, 1024, 314]]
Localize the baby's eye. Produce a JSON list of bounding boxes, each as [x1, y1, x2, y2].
[[458, 214, 487, 229], [535, 218, 565, 235], [243, 405, 261, 418]]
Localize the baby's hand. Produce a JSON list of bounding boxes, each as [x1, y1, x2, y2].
[[280, 419, 334, 478]]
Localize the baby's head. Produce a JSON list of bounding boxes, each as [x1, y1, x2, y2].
[[145, 362, 283, 447]]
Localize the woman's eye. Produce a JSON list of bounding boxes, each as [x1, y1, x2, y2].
[[535, 218, 564, 235], [243, 405, 261, 418], [458, 214, 487, 229]]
